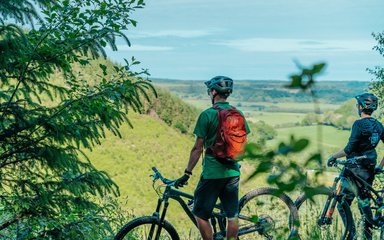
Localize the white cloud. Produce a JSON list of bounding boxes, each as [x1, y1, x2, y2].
[[115, 44, 173, 51], [215, 38, 375, 52]]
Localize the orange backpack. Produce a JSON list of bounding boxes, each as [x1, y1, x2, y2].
[[206, 105, 247, 164]]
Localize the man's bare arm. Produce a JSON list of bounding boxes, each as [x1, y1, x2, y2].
[[186, 137, 204, 173]]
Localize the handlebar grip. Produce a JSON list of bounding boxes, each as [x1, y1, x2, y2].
[[152, 167, 159, 173], [151, 167, 175, 185]]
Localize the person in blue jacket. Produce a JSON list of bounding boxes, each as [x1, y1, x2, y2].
[[327, 93, 384, 239]]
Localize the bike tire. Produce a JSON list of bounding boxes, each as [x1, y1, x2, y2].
[[381, 226, 384, 240], [295, 187, 354, 240], [238, 187, 299, 239], [114, 216, 180, 240]]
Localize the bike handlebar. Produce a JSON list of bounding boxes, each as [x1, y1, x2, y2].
[[151, 167, 176, 185], [333, 158, 384, 174]]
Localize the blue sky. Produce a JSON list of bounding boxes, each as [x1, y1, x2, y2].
[[107, 0, 384, 81]]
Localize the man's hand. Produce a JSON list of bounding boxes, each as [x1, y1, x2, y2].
[[375, 167, 384, 174], [327, 156, 337, 167], [174, 174, 190, 188]]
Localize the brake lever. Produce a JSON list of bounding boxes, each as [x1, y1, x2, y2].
[[150, 172, 160, 182]]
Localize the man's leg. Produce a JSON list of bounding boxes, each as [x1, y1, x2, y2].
[[193, 177, 222, 240], [195, 216, 213, 240], [356, 166, 375, 240], [219, 176, 240, 240], [226, 217, 238, 240]]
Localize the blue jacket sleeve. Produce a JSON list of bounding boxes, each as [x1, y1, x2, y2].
[[344, 121, 360, 155]]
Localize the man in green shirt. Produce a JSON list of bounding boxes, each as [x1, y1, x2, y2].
[[175, 76, 250, 240]]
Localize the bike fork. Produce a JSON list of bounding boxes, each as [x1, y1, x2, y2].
[[149, 199, 169, 240], [318, 179, 341, 225]]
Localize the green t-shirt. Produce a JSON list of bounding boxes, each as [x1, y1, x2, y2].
[[193, 102, 251, 179]]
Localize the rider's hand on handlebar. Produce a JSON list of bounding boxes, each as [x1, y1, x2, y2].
[[327, 156, 337, 167], [174, 174, 190, 188], [375, 167, 384, 174]]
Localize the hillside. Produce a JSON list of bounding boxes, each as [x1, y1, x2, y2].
[[82, 112, 201, 234]]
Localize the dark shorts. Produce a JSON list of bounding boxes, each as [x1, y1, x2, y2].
[[192, 176, 239, 221]]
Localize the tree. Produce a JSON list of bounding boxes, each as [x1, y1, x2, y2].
[[369, 31, 384, 118], [0, 0, 153, 238]]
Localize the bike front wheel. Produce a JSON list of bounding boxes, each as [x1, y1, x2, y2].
[[238, 187, 299, 239], [114, 216, 180, 240], [295, 187, 354, 240]]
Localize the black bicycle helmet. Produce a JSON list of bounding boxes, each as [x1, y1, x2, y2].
[[204, 76, 233, 96], [355, 93, 378, 114]]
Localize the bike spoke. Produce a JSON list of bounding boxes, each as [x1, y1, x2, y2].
[[121, 223, 173, 240], [238, 194, 292, 239]]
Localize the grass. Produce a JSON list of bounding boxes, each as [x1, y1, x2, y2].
[[248, 111, 306, 127], [82, 112, 197, 234], [270, 125, 348, 153]]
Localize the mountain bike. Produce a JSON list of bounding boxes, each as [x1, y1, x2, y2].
[[294, 157, 384, 240], [115, 167, 299, 240]]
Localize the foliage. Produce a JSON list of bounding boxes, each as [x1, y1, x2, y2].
[[369, 31, 384, 119], [301, 113, 319, 126], [144, 88, 199, 135], [322, 99, 357, 130], [247, 121, 277, 145], [0, 0, 154, 239]]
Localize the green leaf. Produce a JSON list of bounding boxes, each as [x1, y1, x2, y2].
[[100, 40, 107, 47], [287, 75, 302, 89], [292, 139, 309, 152], [305, 153, 322, 167], [250, 215, 259, 223], [99, 64, 108, 76], [312, 63, 326, 74], [130, 19, 138, 27], [277, 142, 291, 155]]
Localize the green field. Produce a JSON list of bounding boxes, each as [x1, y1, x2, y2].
[[248, 111, 306, 126], [270, 125, 348, 153], [184, 99, 340, 113]]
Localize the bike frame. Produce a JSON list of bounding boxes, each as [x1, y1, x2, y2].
[[151, 185, 228, 238], [147, 167, 282, 239], [319, 164, 384, 227]]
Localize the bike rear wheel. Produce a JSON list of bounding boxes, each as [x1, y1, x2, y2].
[[381, 226, 384, 240], [114, 216, 180, 240], [295, 187, 354, 240], [238, 187, 299, 239]]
